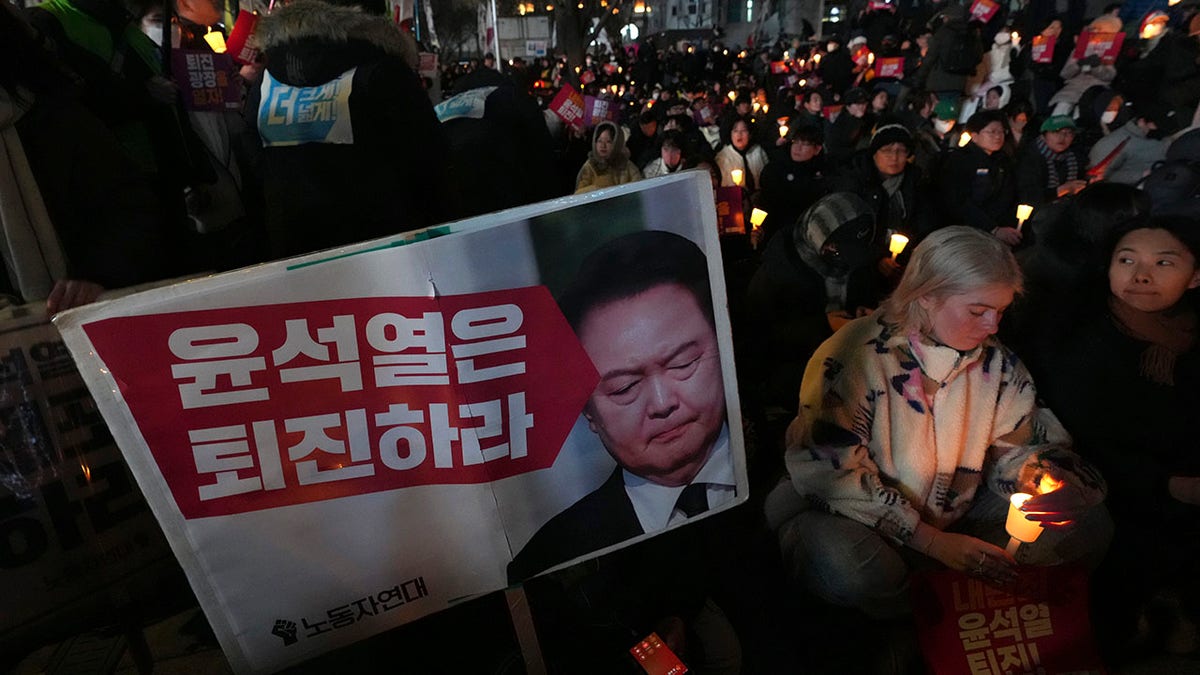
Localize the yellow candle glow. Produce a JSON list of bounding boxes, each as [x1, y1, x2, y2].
[[1016, 203, 1034, 230], [813, 53, 822, 64], [730, 169, 744, 186], [779, 124, 789, 138], [867, 52, 875, 65], [1006, 493, 1044, 543], [728, 90, 737, 102], [1038, 473, 1064, 494], [750, 208, 768, 229], [204, 28, 227, 53], [753, 101, 761, 113], [888, 233, 909, 259], [958, 131, 972, 147], [762, 103, 769, 113]]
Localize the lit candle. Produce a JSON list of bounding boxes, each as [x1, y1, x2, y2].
[[1016, 204, 1033, 231], [204, 27, 227, 53], [958, 131, 972, 147], [813, 53, 822, 64], [1005, 492, 1043, 555], [762, 103, 769, 113], [730, 168, 744, 186], [728, 90, 737, 102], [753, 101, 761, 113], [779, 124, 789, 138], [867, 52, 875, 65], [750, 208, 768, 230], [888, 233, 909, 259]]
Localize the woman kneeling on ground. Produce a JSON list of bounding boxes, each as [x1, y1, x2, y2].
[[767, 226, 1111, 619]]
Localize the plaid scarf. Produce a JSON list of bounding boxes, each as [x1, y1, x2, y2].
[[1035, 135, 1079, 191]]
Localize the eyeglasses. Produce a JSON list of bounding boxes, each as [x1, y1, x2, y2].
[[975, 127, 1007, 137], [875, 146, 910, 157]]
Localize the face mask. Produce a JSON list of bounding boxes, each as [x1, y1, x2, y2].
[[1101, 110, 1117, 125], [826, 43, 838, 52], [145, 24, 163, 45], [934, 119, 955, 134]]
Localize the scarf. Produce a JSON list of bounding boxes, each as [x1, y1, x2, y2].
[[1035, 135, 1079, 191], [734, 145, 757, 191], [1108, 295, 1198, 386], [0, 89, 68, 302]]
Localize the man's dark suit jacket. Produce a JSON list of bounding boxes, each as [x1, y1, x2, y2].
[[507, 467, 640, 583]]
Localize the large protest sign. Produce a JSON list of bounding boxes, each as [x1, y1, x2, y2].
[[55, 173, 748, 674], [0, 308, 178, 651], [913, 566, 1104, 675]]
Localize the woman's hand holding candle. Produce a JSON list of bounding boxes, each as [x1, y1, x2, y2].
[[1018, 475, 1094, 529]]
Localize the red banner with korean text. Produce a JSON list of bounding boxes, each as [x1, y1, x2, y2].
[[225, 10, 259, 65], [875, 57, 905, 79], [1031, 35, 1056, 64], [969, 0, 1000, 23], [54, 173, 748, 674], [81, 288, 596, 520], [913, 566, 1105, 675], [550, 83, 586, 129], [715, 187, 745, 235], [1073, 31, 1125, 64]]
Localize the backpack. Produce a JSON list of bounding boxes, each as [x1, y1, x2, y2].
[[942, 27, 984, 76]]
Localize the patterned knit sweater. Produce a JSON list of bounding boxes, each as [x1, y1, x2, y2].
[[783, 315, 1105, 552]]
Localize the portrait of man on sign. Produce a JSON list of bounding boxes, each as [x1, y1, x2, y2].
[[508, 230, 736, 581]]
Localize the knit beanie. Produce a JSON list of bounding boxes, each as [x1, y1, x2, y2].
[[793, 192, 878, 277], [869, 122, 915, 154]]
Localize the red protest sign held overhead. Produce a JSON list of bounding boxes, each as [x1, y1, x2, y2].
[[969, 0, 999, 22], [550, 83, 587, 129], [1031, 34, 1056, 63], [225, 10, 260, 65], [1073, 30, 1125, 64], [81, 287, 599, 520], [875, 57, 905, 79]]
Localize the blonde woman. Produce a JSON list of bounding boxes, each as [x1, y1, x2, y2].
[[767, 226, 1110, 618]]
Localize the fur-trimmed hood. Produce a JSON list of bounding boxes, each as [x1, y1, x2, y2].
[[256, 0, 418, 85]]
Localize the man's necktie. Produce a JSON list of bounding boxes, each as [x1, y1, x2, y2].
[[674, 482, 709, 518]]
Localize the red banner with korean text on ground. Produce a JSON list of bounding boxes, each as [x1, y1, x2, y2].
[[913, 566, 1105, 675], [549, 82, 586, 129], [1031, 35, 1056, 64], [54, 173, 748, 675], [1073, 30, 1125, 65]]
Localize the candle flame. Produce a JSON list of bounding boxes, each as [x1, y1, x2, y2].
[[750, 208, 768, 228], [958, 131, 972, 147], [730, 168, 744, 186], [1038, 474, 1064, 494]]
